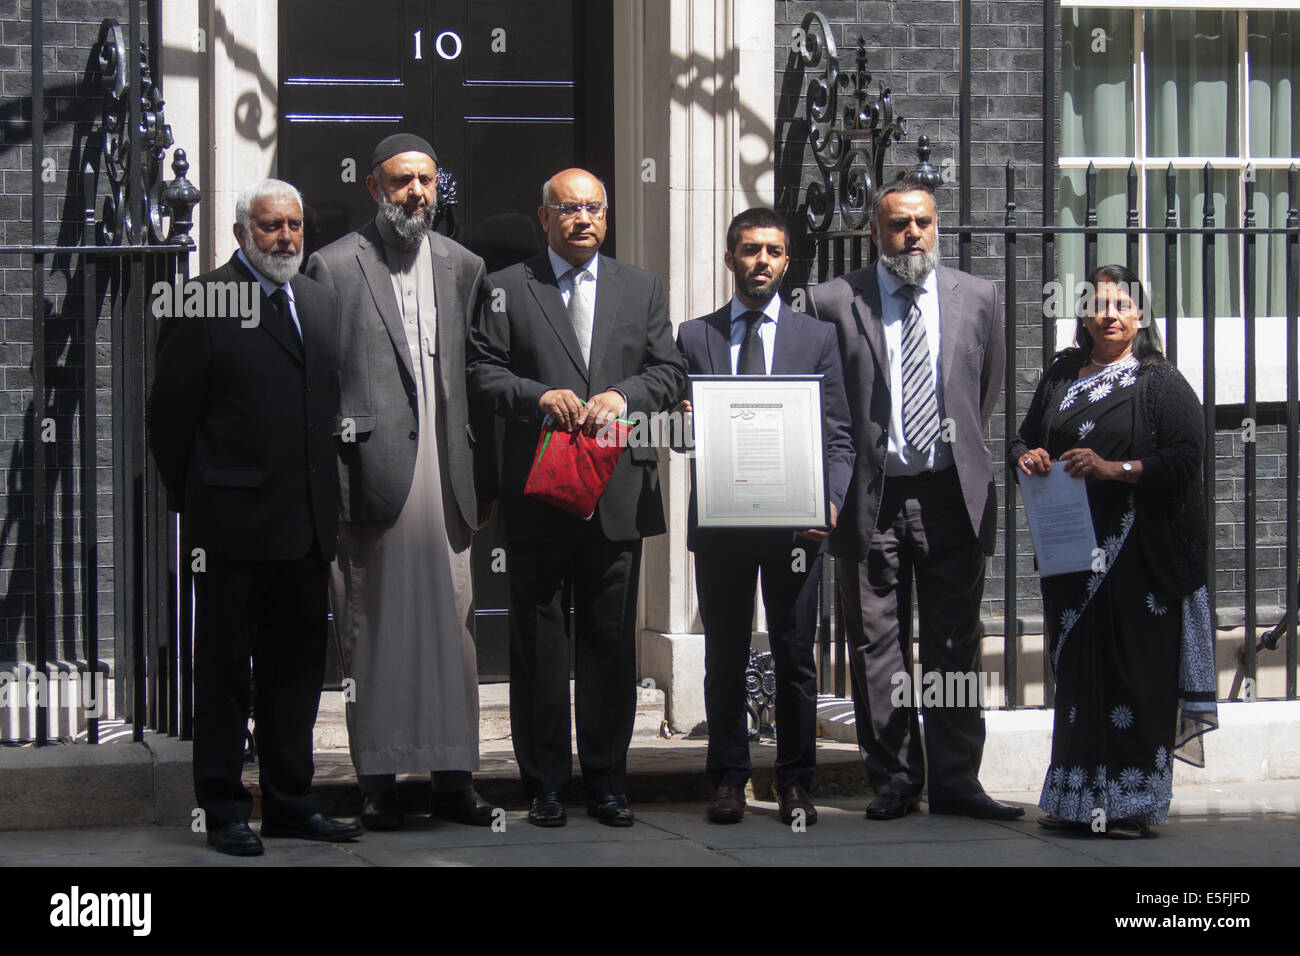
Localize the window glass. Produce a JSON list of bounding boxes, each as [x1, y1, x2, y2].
[[1145, 11, 1238, 158], [1062, 9, 1134, 157]]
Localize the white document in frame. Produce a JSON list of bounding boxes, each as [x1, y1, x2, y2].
[[1017, 466, 1099, 577], [729, 404, 787, 501]]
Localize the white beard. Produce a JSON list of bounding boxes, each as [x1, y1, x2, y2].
[[240, 236, 303, 285]]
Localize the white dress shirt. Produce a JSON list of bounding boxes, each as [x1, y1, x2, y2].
[[727, 294, 781, 374]]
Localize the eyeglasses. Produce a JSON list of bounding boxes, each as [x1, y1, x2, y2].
[[547, 202, 608, 219]]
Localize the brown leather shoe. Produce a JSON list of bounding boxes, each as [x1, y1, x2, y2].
[[777, 783, 818, 825], [706, 785, 746, 823]]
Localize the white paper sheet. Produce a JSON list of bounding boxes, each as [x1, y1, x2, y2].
[[1017, 466, 1099, 577]]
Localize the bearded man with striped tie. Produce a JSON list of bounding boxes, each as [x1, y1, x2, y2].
[[808, 176, 1022, 822]]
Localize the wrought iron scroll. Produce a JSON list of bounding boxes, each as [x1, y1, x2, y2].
[[92, 18, 199, 248], [796, 11, 907, 233], [745, 649, 777, 740]]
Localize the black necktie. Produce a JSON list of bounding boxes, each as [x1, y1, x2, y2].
[[269, 287, 300, 341], [736, 310, 766, 375]]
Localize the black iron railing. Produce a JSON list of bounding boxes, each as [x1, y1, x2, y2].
[[3, 8, 198, 744]]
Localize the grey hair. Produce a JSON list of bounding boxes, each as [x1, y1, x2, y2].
[[235, 178, 303, 228], [870, 175, 937, 224], [541, 173, 609, 208]]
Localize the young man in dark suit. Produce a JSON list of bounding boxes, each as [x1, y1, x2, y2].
[[467, 167, 685, 827], [148, 179, 361, 855], [808, 178, 1022, 822], [675, 208, 854, 824]]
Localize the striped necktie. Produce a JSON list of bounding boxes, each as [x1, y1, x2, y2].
[[899, 283, 940, 454]]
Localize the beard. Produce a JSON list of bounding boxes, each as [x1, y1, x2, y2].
[[879, 242, 940, 284], [378, 191, 437, 245], [736, 264, 786, 304], [239, 235, 303, 285]]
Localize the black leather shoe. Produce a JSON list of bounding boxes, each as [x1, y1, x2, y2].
[[928, 791, 1026, 820], [706, 785, 747, 823], [587, 793, 634, 827], [527, 793, 567, 827], [777, 783, 818, 825], [260, 811, 363, 842], [207, 822, 264, 856], [866, 791, 920, 820], [432, 787, 498, 827], [360, 791, 404, 831]]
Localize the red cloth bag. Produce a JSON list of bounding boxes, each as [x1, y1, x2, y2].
[[524, 419, 631, 519]]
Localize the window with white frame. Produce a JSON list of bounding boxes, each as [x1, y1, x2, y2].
[[1059, 2, 1298, 402]]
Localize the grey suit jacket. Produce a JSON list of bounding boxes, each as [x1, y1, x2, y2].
[[808, 263, 1004, 558], [306, 220, 491, 528]]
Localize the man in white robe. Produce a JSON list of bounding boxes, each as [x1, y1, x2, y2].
[[306, 133, 496, 828]]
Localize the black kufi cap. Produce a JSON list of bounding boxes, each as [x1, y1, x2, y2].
[[369, 133, 439, 171]]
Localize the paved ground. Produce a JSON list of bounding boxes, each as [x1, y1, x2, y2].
[[2, 780, 1295, 868]]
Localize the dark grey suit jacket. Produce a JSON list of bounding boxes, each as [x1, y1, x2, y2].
[[466, 252, 685, 544], [808, 263, 1004, 558], [306, 220, 491, 529]]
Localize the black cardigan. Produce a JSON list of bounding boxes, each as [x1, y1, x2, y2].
[[1007, 349, 1208, 599]]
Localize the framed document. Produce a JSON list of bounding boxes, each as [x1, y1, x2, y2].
[[690, 374, 829, 529]]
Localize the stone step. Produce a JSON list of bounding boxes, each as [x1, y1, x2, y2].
[[313, 680, 668, 755]]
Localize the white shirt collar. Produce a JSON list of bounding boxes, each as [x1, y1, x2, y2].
[[876, 260, 937, 301], [728, 294, 781, 324], [548, 247, 599, 283]]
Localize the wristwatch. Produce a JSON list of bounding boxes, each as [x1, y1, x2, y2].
[[1121, 461, 1134, 475]]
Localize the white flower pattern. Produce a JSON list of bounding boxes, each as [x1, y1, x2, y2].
[[1056, 355, 1138, 413], [1146, 593, 1168, 616], [1039, 747, 1174, 826], [1049, 498, 1137, 671], [1110, 704, 1135, 729], [1078, 420, 1096, 439]]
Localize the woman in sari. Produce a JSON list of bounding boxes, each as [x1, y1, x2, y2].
[[1009, 264, 1218, 838]]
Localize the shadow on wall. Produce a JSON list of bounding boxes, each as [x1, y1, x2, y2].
[[0, 34, 151, 669]]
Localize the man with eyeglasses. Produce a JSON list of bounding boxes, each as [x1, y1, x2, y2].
[[468, 167, 685, 827], [149, 179, 361, 855]]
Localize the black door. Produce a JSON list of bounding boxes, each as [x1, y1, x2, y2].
[[278, 0, 614, 682]]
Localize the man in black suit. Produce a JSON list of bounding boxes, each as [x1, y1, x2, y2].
[[148, 179, 362, 855], [467, 167, 685, 827], [808, 177, 1022, 821], [675, 208, 853, 825]]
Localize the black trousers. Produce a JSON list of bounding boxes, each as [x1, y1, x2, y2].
[[507, 529, 642, 797], [192, 542, 328, 828], [695, 533, 822, 791], [837, 467, 988, 802]]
